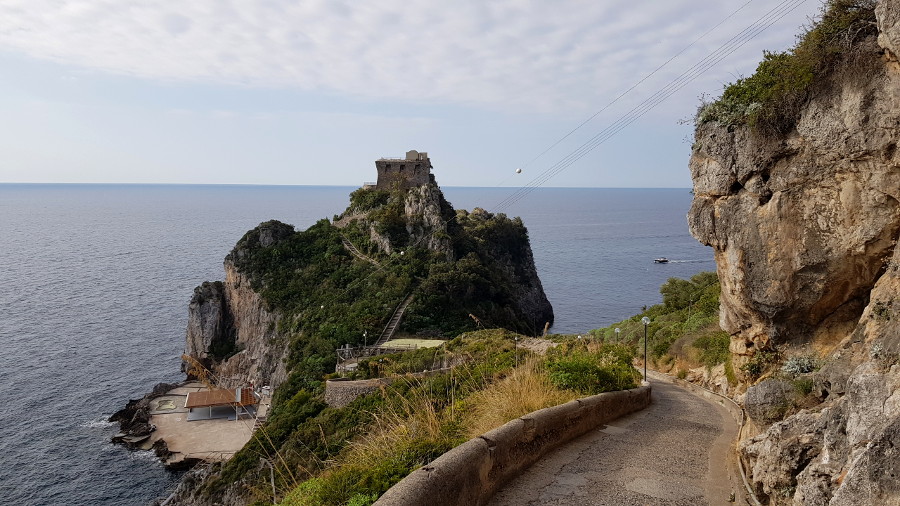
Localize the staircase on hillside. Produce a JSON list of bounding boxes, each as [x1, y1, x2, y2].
[[341, 235, 382, 270], [374, 294, 415, 347]]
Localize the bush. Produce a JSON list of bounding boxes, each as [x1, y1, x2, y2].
[[693, 332, 730, 368], [545, 344, 639, 395], [792, 378, 815, 396], [782, 355, 819, 377], [348, 187, 390, 213], [698, 0, 878, 135], [741, 349, 779, 380], [660, 272, 718, 311]]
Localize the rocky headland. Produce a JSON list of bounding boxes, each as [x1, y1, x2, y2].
[[116, 162, 554, 505], [689, 0, 900, 503]]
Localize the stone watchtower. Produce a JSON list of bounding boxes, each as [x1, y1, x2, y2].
[[373, 150, 434, 190]]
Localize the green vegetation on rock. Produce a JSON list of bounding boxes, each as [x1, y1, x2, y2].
[[234, 330, 637, 506], [545, 342, 639, 394], [196, 182, 556, 504], [697, 0, 878, 135], [590, 271, 729, 374]]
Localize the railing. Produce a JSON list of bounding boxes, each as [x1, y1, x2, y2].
[[336, 344, 418, 362]]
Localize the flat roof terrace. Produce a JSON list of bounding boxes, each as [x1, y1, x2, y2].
[[184, 387, 256, 408], [140, 382, 271, 467]]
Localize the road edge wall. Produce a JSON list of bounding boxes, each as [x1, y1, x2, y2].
[[374, 385, 651, 506]]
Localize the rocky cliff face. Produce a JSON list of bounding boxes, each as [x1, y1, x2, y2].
[[689, 1, 900, 503], [355, 183, 454, 259], [184, 221, 294, 390], [337, 182, 554, 334], [183, 181, 554, 389]]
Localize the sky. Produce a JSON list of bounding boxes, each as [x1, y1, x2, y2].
[[0, 0, 822, 188]]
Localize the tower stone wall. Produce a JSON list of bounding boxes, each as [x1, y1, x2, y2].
[[374, 149, 433, 190]]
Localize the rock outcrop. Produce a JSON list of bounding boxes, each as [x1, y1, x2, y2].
[[184, 226, 291, 391], [152, 162, 553, 505], [689, 1, 900, 503], [109, 382, 179, 448]]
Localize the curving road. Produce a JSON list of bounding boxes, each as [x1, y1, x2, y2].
[[489, 378, 742, 506]]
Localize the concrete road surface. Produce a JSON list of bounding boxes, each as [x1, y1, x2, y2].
[[489, 379, 742, 506]]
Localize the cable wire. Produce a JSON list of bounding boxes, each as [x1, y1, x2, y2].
[[514, 0, 755, 175], [493, 0, 809, 213]]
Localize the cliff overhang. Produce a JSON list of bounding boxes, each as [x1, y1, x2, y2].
[[688, 1, 900, 503]]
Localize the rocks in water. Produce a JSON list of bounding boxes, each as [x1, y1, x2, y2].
[[109, 382, 177, 448]]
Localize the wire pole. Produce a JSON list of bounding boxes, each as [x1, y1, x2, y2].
[[260, 458, 276, 504], [641, 316, 650, 382]]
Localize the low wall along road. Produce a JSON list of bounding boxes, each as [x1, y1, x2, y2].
[[374, 386, 651, 506]]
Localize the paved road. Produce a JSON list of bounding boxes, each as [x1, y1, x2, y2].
[[489, 379, 741, 506]]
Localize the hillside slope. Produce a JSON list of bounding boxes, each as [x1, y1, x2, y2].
[[167, 176, 553, 504]]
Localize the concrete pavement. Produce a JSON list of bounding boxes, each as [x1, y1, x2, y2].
[[488, 380, 741, 505]]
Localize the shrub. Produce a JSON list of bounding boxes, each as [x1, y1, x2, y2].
[[545, 344, 639, 395], [781, 355, 819, 377], [660, 272, 719, 311], [793, 378, 815, 396], [698, 0, 878, 135], [741, 349, 779, 380], [348, 187, 390, 213], [693, 332, 730, 368]]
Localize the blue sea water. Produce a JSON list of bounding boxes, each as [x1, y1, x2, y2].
[[0, 184, 713, 505]]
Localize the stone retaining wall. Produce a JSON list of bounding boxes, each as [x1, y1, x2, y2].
[[324, 378, 393, 408], [324, 368, 453, 408], [374, 385, 651, 506]]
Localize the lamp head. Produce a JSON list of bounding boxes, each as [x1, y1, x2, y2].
[[641, 316, 651, 325]]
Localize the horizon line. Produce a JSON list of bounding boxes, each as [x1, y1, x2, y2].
[[0, 181, 692, 190]]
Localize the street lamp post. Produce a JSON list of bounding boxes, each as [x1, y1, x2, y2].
[[514, 336, 519, 367], [614, 327, 620, 342], [641, 317, 650, 382]]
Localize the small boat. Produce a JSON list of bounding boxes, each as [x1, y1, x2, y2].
[[654, 257, 669, 264]]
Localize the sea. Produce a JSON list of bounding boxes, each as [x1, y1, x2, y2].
[[0, 184, 713, 505]]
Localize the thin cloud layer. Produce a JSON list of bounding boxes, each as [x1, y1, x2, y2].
[[0, 0, 812, 112]]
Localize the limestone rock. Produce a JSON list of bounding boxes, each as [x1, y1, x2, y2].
[[689, 2, 900, 373], [361, 182, 455, 258], [744, 379, 795, 426], [689, 2, 900, 503], [403, 184, 454, 259], [878, 0, 900, 58], [184, 257, 288, 390], [185, 281, 228, 363]]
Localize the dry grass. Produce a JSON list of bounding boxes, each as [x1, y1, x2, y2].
[[342, 383, 445, 469], [461, 358, 578, 438]]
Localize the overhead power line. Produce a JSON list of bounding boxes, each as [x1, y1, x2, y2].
[[493, 0, 809, 213], [262, 0, 811, 339], [514, 0, 755, 175]]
